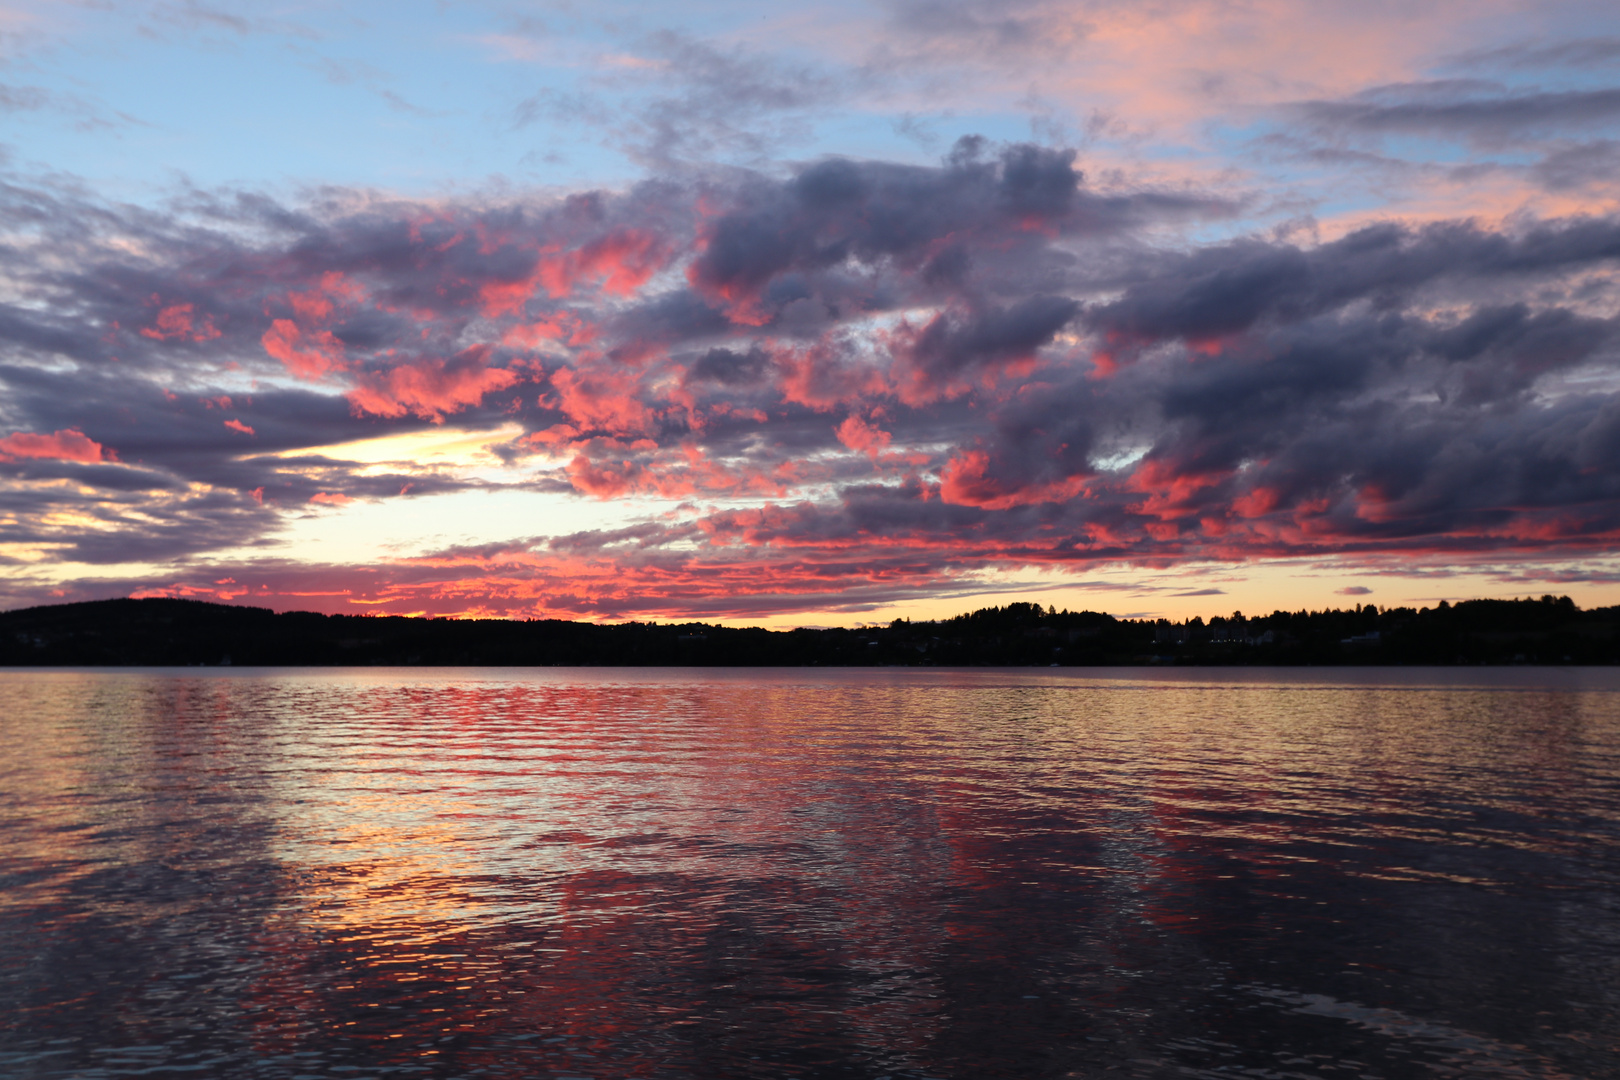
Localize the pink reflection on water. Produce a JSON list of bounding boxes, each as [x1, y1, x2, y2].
[[1, 667, 1617, 1077]]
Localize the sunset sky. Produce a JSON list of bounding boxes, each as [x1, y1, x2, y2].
[[4, 0, 1620, 625]]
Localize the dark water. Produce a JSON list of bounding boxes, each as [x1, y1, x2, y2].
[[3, 668, 1619, 1080]]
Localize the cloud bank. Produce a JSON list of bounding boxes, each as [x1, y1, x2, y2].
[[2, 132, 1618, 618]]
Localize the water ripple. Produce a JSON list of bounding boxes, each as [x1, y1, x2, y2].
[[2, 667, 1618, 1078]]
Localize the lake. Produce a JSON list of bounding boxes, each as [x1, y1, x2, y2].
[[2, 667, 1618, 1079]]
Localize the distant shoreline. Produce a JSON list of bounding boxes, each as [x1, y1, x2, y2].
[[5, 596, 1617, 667]]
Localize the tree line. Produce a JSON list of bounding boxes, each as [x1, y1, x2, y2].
[[2, 594, 1616, 666]]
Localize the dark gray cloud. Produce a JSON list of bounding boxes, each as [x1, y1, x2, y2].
[[1288, 80, 1620, 155], [878, 0, 1087, 65], [1534, 139, 1620, 190], [907, 295, 1080, 378], [1272, 64, 1620, 195], [1086, 218, 1620, 349], [686, 139, 1225, 333], [1450, 37, 1620, 71], [1300, 85, 1620, 140], [687, 346, 771, 386]]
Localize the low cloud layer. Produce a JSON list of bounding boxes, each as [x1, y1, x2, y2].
[[2, 134, 1618, 617]]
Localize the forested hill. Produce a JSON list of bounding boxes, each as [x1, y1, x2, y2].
[[3, 595, 1618, 666]]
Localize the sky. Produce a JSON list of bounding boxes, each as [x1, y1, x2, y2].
[[3, 0, 1620, 626]]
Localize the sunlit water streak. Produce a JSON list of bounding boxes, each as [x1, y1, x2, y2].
[[2, 667, 1618, 1079]]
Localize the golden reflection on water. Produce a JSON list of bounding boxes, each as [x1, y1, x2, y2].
[[2, 667, 1618, 1078]]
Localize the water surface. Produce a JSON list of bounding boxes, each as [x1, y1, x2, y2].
[[3, 667, 1618, 1078]]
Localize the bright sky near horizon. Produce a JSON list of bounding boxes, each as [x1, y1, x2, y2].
[[4, 0, 1620, 625]]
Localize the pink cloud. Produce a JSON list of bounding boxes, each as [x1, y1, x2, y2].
[[500, 314, 594, 350], [939, 449, 1088, 510], [287, 272, 365, 323], [346, 347, 523, 423], [261, 273, 366, 379], [0, 428, 111, 464], [542, 365, 655, 436], [478, 229, 671, 317], [834, 414, 893, 457], [563, 442, 797, 500], [140, 300, 221, 343], [543, 228, 669, 298], [262, 320, 347, 379]]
